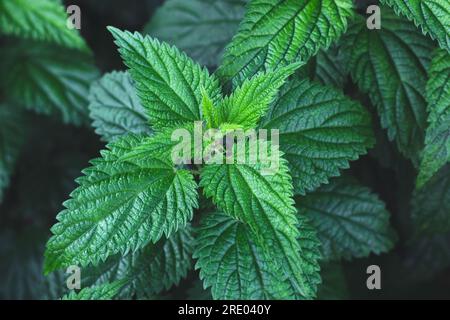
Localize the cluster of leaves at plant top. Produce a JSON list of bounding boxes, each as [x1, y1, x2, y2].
[[0, 0, 449, 300]]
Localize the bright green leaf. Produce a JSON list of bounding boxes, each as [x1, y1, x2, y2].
[[82, 226, 194, 299], [218, 63, 300, 130], [62, 281, 126, 300], [218, 0, 354, 86], [380, 0, 450, 52], [200, 150, 321, 299], [194, 212, 294, 299], [262, 79, 374, 195], [108, 27, 222, 130], [44, 134, 198, 273]]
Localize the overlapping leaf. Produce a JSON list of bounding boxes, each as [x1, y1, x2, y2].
[[380, 0, 450, 52], [218, 0, 354, 86], [144, 0, 247, 67], [44, 134, 198, 273], [0, 40, 99, 126], [89, 71, 151, 142], [194, 212, 293, 299], [262, 79, 374, 195], [82, 227, 194, 299], [200, 149, 321, 299], [297, 178, 396, 261], [108, 27, 222, 130], [0, 0, 88, 51], [417, 49, 450, 187], [341, 9, 434, 161]]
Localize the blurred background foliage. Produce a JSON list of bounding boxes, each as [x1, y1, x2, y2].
[[0, 0, 449, 299]]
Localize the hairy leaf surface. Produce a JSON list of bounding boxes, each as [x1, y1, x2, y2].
[[380, 0, 450, 52], [200, 152, 321, 299], [108, 27, 221, 130], [341, 10, 434, 161], [83, 227, 194, 298], [297, 178, 396, 261], [262, 79, 374, 195], [44, 134, 198, 273], [89, 71, 151, 142], [62, 281, 125, 300], [194, 212, 294, 299], [219, 0, 354, 86]]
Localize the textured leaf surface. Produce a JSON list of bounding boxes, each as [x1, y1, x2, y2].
[[297, 178, 396, 261], [0, 40, 99, 126], [62, 281, 125, 300], [83, 227, 194, 298], [412, 166, 450, 235], [341, 10, 434, 161], [218, 0, 354, 86], [417, 49, 450, 187], [380, 0, 450, 52], [44, 134, 198, 273], [262, 79, 374, 195], [218, 63, 299, 129], [200, 153, 321, 299], [0, 0, 88, 51], [144, 0, 246, 67], [0, 104, 26, 202], [194, 212, 293, 299], [108, 27, 221, 130], [89, 71, 151, 142]]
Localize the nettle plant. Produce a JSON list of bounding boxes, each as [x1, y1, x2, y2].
[[39, 0, 449, 300]]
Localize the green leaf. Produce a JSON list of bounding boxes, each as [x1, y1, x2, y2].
[[412, 166, 450, 235], [0, 0, 88, 51], [217, 63, 300, 130], [218, 0, 354, 86], [341, 9, 435, 162], [108, 27, 222, 130], [194, 212, 293, 299], [200, 150, 321, 299], [44, 134, 198, 273], [417, 49, 450, 188], [0, 104, 26, 202], [262, 79, 374, 195], [144, 0, 246, 67], [380, 0, 450, 52], [89, 71, 152, 142], [83, 226, 194, 299], [0, 40, 99, 126], [62, 281, 126, 300], [297, 177, 396, 261]]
